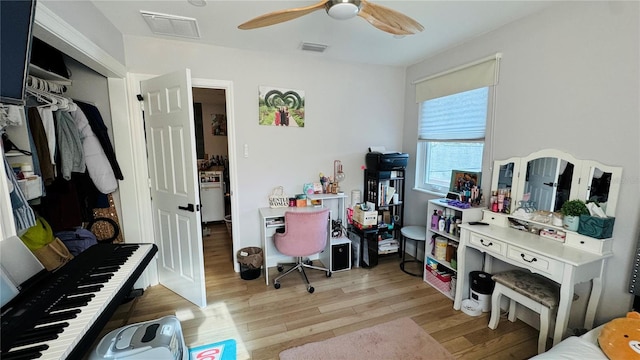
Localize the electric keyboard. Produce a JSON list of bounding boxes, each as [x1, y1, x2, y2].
[[1, 243, 158, 360]]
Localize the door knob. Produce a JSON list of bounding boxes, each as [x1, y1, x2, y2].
[[178, 203, 195, 212]]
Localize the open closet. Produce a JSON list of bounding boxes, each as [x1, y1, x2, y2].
[[2, 37, 125, 246], [0, 5, 158, 355]]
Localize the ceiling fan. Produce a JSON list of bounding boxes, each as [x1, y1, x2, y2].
[[238, 0, 424, 36]]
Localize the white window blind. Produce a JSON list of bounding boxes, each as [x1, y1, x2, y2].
[[418, 87, 488, 141], [414, 53, 501, 103]]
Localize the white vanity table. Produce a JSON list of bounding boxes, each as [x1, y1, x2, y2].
[[454, 149, 622, 346], [455, 219, 612, 346]]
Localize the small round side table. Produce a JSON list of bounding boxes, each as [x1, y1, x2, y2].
[[400, 226, 426, 277]]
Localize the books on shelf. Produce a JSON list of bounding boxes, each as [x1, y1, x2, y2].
[[377, 181, 396, 207]]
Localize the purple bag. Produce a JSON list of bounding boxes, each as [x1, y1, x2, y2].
[[55, 228, 98, 256]]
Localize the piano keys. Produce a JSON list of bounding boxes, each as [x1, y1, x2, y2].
[[1, 243, 158, 360]]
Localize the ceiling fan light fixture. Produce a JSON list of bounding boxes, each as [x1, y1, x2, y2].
[[327, 2, 359, 20]]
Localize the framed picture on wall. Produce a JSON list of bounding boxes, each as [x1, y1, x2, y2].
[[258, 86, 305, 127]]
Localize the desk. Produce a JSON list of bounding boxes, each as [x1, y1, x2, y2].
[[259, 197, 349, 286], [454, 223, 611, 346]]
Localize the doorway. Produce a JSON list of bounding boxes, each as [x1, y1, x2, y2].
[[192, 87, 234, 265]]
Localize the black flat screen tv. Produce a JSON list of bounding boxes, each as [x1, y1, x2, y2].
[[1, 0, 37, 106]]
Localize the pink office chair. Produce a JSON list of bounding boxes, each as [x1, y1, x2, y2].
[[273, 208, 332, 293]]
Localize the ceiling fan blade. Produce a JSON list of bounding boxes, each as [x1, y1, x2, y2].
[[238, 0, 329, 30], [358, 0, 424, 35]]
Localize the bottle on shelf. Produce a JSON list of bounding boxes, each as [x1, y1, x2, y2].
[[430, 234, 437, 256], [491, 191, 499, 212], [431, 210, 439, 229], [497, 189, 505, 212], [503, 190, 511, 213]]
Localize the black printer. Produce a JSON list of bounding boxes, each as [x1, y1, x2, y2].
[[366, 151, 409, 171]]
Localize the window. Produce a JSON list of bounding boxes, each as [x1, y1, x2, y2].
[[412, 54, 501, 195], [415, 88, 488, 194]]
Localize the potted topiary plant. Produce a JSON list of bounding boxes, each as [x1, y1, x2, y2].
[[560, 199, 589, 231]]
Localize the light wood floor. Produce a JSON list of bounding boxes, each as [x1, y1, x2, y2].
[[99, 223, 540, 359]]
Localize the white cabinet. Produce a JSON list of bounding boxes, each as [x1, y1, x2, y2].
[[423, 199, 482, 299]]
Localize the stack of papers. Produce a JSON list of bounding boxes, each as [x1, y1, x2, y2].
[[379, 238, 399, 253]]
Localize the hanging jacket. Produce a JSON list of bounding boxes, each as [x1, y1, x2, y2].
[[70, 107, 117, 194], [55, 110, 85, 180], [75, 101, 123, 180], [27, 107, 55, 185], [36, 106, 57, 166]]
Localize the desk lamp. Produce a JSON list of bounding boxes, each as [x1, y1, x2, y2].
[[334, 160, 346, 193]]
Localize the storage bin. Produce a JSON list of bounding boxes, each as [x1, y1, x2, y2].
[[425, 266, 452, 295], [578, 215, 615, 239], [353, 206, 377, 226]]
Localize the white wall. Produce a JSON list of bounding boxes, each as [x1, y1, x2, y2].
[[403, 1, 639, 325], [39, 0, 125, 65], [123, 35, 406, 261]]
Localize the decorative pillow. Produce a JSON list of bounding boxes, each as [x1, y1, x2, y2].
[[598, 311, 640, 359]]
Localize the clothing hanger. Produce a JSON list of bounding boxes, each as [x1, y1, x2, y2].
[[26, 75, 76, 112], [26, 85, 75, 112]]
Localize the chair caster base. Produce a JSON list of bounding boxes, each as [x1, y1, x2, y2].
[[307, 286, 314, 293], [274, 282, 281, 289], [326, 271, 331, 277]]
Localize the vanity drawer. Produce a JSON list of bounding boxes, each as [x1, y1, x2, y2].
[[481, 211, 509, 227], [507, 245, 562, 276], [469, 233, 506, 256], [565, 233, 613, 255]]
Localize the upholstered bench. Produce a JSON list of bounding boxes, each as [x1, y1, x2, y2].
[[488, 270, 560, 354]]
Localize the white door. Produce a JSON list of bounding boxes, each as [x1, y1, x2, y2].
[[141, 69, 206, 308]]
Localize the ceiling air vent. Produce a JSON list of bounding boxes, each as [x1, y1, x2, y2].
[[141, 11, 201, 39], [300, 42, 328, 53]]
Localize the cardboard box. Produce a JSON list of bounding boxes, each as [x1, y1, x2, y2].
[[578, 215, 615, 239], [353, 206, 377, 226]]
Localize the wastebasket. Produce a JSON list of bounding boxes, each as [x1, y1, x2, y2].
[[470, 271, 495, 312], [237, 246, 263, 280]]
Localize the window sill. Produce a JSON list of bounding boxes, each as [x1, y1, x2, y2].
[[412, 187, 446, 198]]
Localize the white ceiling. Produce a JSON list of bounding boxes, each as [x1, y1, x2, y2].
[[90, 1, 555, 67]]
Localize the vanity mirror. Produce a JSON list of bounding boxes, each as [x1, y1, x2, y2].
[[521, 153, 581, 213], [516, 150, 581, 213], [490, 157, 520, 207], [491, 149, 622, 217], [579, 161, 622, 217]]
